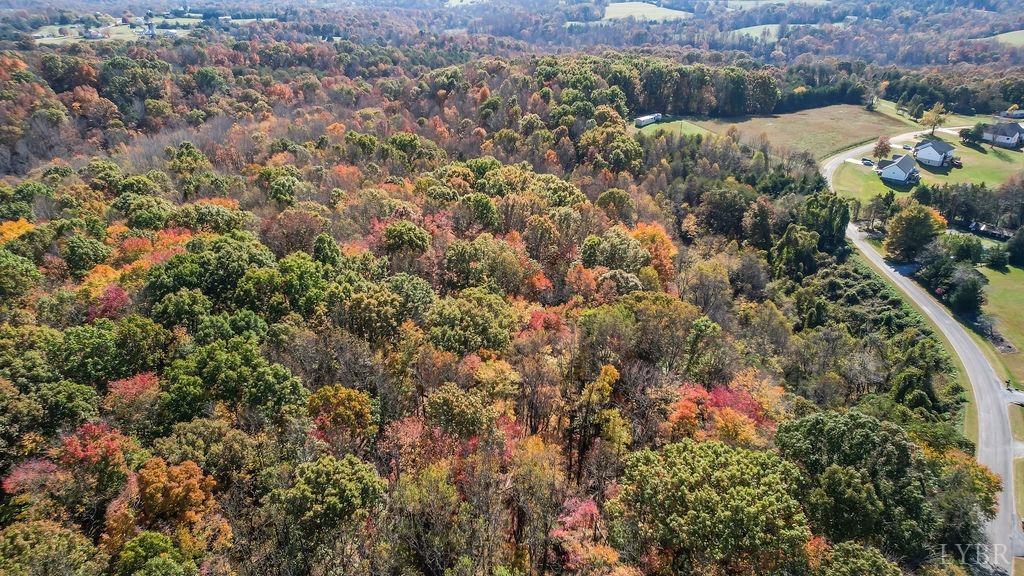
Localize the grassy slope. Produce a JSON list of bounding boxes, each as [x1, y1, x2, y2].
[[693, 104, 909, 159], [602, 2, 691, 20], [874, 98, 982, 129], [1017, 459, 1024, 521], [1010, 404, 1024, 441], [636, 118, 711, 137], [729, 24, 781, 40], [985, 29, 1024, 47], [980, 265, 1024, 386]]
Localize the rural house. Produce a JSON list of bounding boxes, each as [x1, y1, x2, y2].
[[913, 140, 955, 167], [875, 154, 919, 184], [981, 122, 1023, 148]]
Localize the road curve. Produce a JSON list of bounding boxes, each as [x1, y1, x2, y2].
[[820, 130, 1020, 573]]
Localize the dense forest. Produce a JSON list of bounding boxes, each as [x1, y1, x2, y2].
[[0, 3, 1008, 576]]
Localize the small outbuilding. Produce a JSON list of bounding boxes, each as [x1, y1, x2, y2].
[[634, 113, 662, 128]]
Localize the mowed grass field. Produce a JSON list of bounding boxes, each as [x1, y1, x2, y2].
[[834, 133, 1024, 204], [729, 24, 781, 40], [874, 99, 985, 130], [983, 29, 1024, 47], [980, 265, 1024, 386], [693, 104, 909, 159], [602, 2, 692, 20], [636, 118, 711, 137]]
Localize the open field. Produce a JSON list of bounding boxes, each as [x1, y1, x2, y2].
[[728, 22, 843, 40], [636, 118, 711, 137], [603, 2, 691, 20], [834, 133, 1024, 204], [875, 98, 987, 130], [694, 104, 909, 159], [982, 29, 1024, 47], [980, 265, 1024, 386], [729, 24, 780, 40]]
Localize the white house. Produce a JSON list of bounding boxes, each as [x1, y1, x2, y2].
[[981, 122, 1023, 148], [876, 154, 919, 184], [913, 139, 955, 167], [634, 113, 662, 128]]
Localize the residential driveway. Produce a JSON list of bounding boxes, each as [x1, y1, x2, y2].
[[821, 128, 1020, 574]]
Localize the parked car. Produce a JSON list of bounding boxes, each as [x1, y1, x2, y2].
[[951, 157, 962, 168], [861, 157, 874, 165]]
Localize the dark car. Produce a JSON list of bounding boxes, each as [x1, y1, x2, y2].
[[861, 157, 873, 165]]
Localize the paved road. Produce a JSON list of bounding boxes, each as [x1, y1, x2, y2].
[[821, 132, 1020, 573]]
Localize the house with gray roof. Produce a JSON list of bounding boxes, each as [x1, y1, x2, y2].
[[981, 122, 1023, 148], [876, 154, 919, 184], [913, 139, 955, 167]]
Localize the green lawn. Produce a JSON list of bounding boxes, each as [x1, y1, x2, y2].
[[983, 29, 1024, 47], [980, 265, 1024, 387], [835, 133, 1024, 205], [602, 2, 692, 20], [636, 118, 711, 137], [1011, 404, 1024, 442], [694, 104, 910, 159], [729, 24, 781, 40], [874, 99, 985, 130], [1016, 459, 1024, 520]]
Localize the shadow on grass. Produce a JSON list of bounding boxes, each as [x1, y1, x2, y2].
[[876, 179, 915, 193], [919, 163, 954, 176], [991, 147, 1016, 162], [964, 141, 988, 154]]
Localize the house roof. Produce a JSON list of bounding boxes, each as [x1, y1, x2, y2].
[[984, 122, 1024, 138], [893, 154, 917, 173], [915, 139, 954, 154], [878, 154, 916, 176]]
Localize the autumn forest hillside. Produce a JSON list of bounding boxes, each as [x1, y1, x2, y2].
[[0, 3, 1013, 576]]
